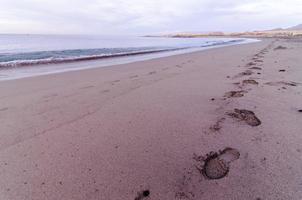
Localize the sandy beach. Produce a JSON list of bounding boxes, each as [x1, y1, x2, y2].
[[0, 39, 302, 200]]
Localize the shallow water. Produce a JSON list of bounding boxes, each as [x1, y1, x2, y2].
[[0, 34, 258, 80]]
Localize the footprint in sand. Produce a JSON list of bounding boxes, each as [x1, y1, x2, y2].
[[234, 70, 253, 78], [43, 93, 58, 99], [249, 67, 262, 70], [110, 80, 121, 85], [80, 85, 95, 89], [242, 79, 259, 85], [100, 89, 110, 93], [227, 109, 261, 126], [0, 107, 8, 112], [246, 62, 256, 67], [254, 54, 264, 58], [130, 75, 139, 79], [134, 190, 150, 200], [209, 117, 225, 132], [148, 71, 156, 75], [265, 81, 299, 87], [253, 59, 263, 63], [224, 90, 246, 98], [241, 70, 253, 75], [194, 148, 240, 180], [274, 46, 287, 50]]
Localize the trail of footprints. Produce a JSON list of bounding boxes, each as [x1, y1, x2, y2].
[[166, 43, 276, 199], [175, 43, 274, 196], [72, 42, 300, 199], [195, 40, 302, 185], [1, 44, 299, 199], [133, 41, 302, 199]]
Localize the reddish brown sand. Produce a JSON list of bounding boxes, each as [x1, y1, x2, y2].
[[0, 39, 302, 200]]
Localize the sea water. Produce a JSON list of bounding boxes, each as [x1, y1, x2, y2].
[[0, 34, 257, 80]]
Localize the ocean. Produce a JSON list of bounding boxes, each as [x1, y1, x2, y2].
[[0, 34, 257, 80]]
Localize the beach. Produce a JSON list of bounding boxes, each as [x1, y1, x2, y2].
[[0, 38, 302, 199]]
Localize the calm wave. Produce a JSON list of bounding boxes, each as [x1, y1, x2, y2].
[[0, 34, 246, 67]]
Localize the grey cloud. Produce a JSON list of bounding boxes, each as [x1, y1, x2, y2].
[[0, 0, 301, 34]]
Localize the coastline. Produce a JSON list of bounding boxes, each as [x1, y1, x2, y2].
[[0, 38, 256, 81], [0, 38, 302, 199]]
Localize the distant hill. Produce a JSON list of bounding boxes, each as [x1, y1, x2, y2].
[[156, 24, 302, 39], [269, 28, 284, 31], [286, 24, 302, 30]]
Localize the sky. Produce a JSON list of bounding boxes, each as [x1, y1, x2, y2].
[[0, 0, 301, 35]]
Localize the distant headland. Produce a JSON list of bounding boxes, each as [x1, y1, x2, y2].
[[146, 24, 302, 38]]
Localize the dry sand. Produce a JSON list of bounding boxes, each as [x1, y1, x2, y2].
[[0, 39, 302, 200]]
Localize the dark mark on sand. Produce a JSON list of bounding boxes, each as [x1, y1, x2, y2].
[[274, 46, 287, 50], [0, 107, 8, 112], [242, 79, 259, 85], [250, 67, 262, 70], [265, 81, 299, 87], [148, 71, 156, 75], [194, 148, 240, 180], [240, 70, 253, 76], [224, 91, 246, 98], [227, 109, 261, 126], [209, 118, 225, 132], [135, 190, 150, 200]]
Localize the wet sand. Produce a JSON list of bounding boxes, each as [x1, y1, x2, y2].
[[0, 39, 302, 199]]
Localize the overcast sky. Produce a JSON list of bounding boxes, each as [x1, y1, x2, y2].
[[0, 0, 301, 35]]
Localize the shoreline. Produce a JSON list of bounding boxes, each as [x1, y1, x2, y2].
[[0, 38, 302, 199], [0, 38, 257, 81]]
